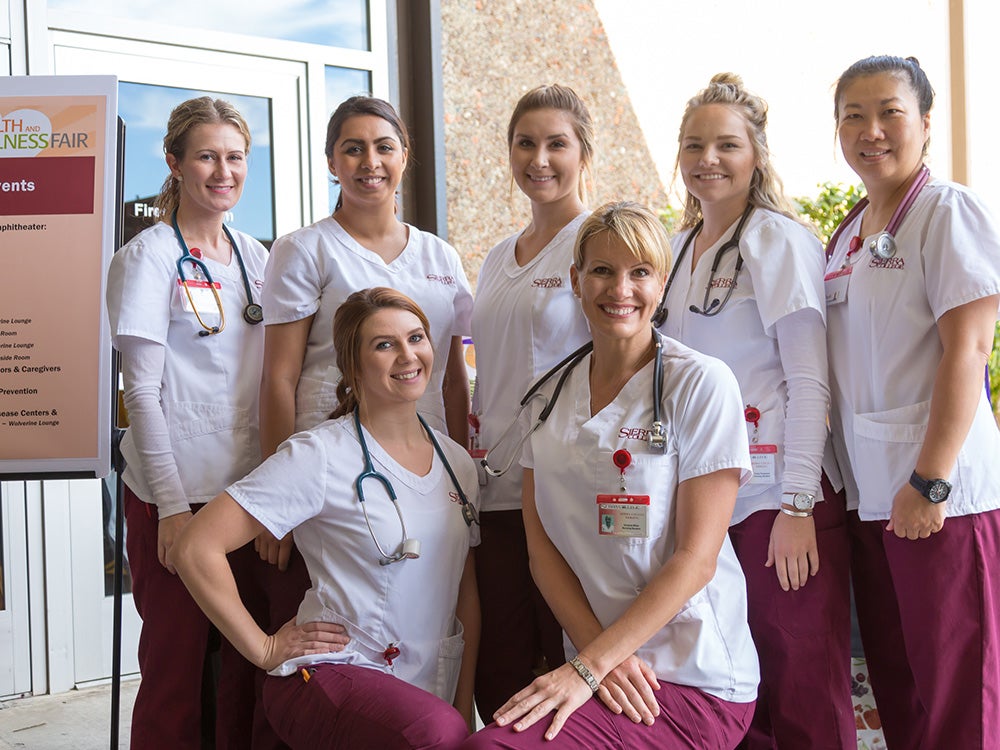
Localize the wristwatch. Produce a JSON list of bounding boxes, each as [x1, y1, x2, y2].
[[784, 492, 816, 512], [909, 471, 952, 504]]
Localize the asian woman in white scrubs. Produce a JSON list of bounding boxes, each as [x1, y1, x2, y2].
[[470, 84, 593, 719], [826, 55, 1000, 750], [462, 203, 759, 749], [105, 97, 269, 749], [256, 96, 473, 577], [659, 74, 854, 749], [172, 288, 481, 750]]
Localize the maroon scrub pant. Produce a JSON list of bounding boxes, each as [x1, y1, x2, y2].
[[727, 477, 855, 749], [849, 506, 1000, 750]]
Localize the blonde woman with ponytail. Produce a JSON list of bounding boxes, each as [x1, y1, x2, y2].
[[657, 74, 854, 748]]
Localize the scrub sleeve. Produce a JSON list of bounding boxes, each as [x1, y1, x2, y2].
[[469, 214, 590, 718], [661, 211, 854, 749], [825, 180, 1000, 750]]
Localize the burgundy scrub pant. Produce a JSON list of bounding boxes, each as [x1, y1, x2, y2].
[[849, 506, 1000, 750], [460, 682, 754, 749], [474, 509, 565, 719], [263, 663, 470, 749], [727, 477, 855, 749]]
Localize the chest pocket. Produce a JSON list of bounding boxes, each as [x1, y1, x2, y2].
[[592, 448, 676, 548]]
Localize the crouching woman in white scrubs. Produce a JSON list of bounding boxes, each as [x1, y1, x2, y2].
[[462, 202, 759, 749], [172, 288, 481, 750], [826, 55, 1000, 750]]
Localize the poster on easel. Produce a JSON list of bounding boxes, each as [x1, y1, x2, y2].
[[0, 75, 118, 479]]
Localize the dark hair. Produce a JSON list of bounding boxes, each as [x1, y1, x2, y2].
[[324, 96, 411, 211], [330, 287, 432, 419], [675, 73, 797, 230], [506, 84, 595, 202], [155, 97, 251, 221], [834, 55, 934, 120]]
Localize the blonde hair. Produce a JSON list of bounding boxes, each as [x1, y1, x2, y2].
[[507, 84, 595, 203], [675, 73, 797, 230], [330, 288, 432, 420], [574, 201, 672, 279], [154, 97, 251, 222]]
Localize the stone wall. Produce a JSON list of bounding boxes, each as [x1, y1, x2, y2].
[[440, 0, 667, 285]]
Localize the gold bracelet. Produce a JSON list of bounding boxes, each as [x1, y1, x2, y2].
[[569, 656, 600, 693]]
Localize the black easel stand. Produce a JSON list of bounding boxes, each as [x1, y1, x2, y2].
[[110, 428, 125, 750]]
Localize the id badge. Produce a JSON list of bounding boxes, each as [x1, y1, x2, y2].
[[596, 494, 650, 538], [824, 267, 851, 306], [748, 444, 777, 485], [178, 279, 222, 315]]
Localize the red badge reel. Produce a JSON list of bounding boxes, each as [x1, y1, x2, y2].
[[613, 449, 632, 491]]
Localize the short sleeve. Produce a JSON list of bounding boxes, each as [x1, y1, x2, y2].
[[262, 233, 324, 325], [226, 429, 329, 538], [671, 356, 753, 486], [106, 233, 175, 346], [741, 216, 826, 336], [921, 187, 1000, 320]]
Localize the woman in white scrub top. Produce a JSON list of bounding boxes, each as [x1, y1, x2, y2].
[[826, 55, 1000, 750], [659, 74, 854, 749], [173, 288, 481, 750], [462, 203, 758, 749], [470, 84, 593, 718], [105, 97, 268, 749], [257, 96, 473, 573]]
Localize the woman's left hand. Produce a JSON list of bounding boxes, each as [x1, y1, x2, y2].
[[596, 654, 660, 726], [493, 662, 595, 740], [886, 483, 946, 539], [766, 512, 819, 591]]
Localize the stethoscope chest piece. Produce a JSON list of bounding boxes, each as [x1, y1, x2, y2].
[[869, 232, 897, 260], [243, 303, 264, 324]]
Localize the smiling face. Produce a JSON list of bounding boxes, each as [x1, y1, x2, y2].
[[356, 307, 433, 410], [679, 103, 757, 217], [166, 122, 248, 218], [328, 114, 408, 210], [509, 107, 585, 209], [837, 72, 930, 194], [571, 231, 665, 347]]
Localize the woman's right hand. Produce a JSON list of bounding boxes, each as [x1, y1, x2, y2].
[[596, 654, 660, 726], [260, 618, 351, 672], [158, 511, 194, 573], [255, 529, 295, 571]]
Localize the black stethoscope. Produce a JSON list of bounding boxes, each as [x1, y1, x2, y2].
[[481, 330, 667, 478], [354, 409, 479, 566], [652, 203, 755, 327], [172, 211, 263, 337], [825, 165, 930, 263]]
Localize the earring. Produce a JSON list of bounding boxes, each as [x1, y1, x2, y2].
[[175, 174, 183, 183]]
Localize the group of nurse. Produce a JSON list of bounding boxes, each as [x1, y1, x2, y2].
[[105, 50, 1000, 750]]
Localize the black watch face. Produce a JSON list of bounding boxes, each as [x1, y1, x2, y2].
[[928, 481, 951, 503]]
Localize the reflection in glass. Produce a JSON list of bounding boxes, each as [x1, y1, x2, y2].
[[118, 82, 275, 246], [103, 475, 132, 597], [325, 66, 373, 214], [49, 0, 370, 50]]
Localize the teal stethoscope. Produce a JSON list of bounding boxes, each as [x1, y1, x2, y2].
[[172, 211, 263, 337], [481, 330, 668, 478], [354, 409, 479, 566]]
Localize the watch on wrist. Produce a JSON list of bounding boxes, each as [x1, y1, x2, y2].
[[909, 471, 952, 504], [784, 491, 816, 512]]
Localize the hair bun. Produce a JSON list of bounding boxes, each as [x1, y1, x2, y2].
[[710, 72, 744, 88]]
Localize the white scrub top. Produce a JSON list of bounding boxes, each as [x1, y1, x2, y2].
[[106, 221, 267, 505], [470, 212, 591, 512], [522, 333, 759, 702], [660, 209, 826, 524], [825, 179, 1000, 519], [262, 217, 473, 433], [227, 416, 480, 702]]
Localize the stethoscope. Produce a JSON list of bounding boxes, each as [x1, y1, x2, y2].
[[651, 203, 754, 327], [354, 409, 479, 566], [481, 330, 667, 478], [172, 211, 263, 337], [825, 165, 930, 263]]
